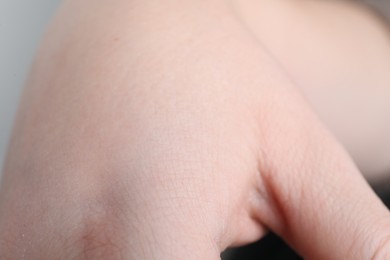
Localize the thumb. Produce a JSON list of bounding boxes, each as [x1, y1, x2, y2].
[[254, 87, 390, 259]]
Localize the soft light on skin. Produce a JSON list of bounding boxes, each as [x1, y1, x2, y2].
[[0, 0, 390, 259], [232, 0, 390, 182]]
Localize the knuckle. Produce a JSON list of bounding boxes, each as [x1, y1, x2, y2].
[[372, 234, 390, 260]]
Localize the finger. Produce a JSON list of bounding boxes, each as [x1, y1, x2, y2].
[[254, 86, 390, 259]]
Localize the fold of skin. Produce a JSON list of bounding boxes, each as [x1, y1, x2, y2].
[[0, 0, 389, 259], [232, 0, 390, 181]]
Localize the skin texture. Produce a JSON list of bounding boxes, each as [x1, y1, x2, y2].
[[233, 0, 390, 180], [0, 0, 389, 259]]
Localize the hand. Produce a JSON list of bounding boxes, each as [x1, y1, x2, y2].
[[0, 0, 389, 259]]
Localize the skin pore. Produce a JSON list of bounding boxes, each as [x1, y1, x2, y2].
[[232, 0, 390, 181]]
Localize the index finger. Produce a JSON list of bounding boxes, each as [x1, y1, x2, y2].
[[253, 85, 390, 259]]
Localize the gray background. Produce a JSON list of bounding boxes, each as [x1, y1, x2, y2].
[[0, 0, 60, 179]]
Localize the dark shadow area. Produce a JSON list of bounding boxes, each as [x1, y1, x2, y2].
[[221, 232, 302, 260], [222, 182, 390, 260]]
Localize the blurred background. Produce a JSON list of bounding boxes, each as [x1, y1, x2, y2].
[[0, 0, 60, 179]]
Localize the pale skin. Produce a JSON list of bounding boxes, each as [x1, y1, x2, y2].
[[0, 0, 390, 259], [236, 0, 390, 181]]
